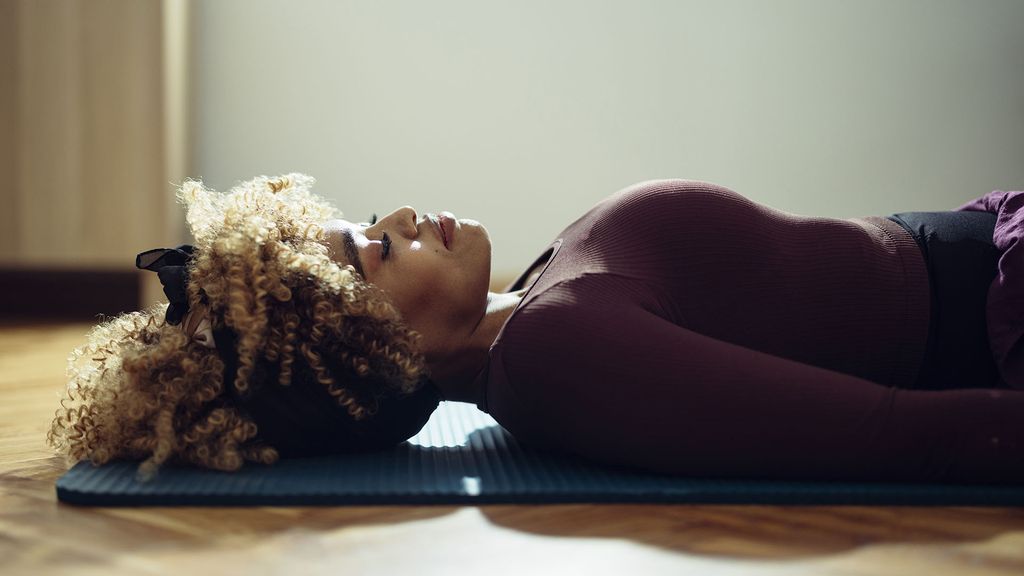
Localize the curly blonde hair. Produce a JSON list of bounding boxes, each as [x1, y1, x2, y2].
[[47, 174, 429, 479]]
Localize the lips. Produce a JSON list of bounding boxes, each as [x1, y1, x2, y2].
[[438, 213, 456, 250], [437, 218, 449, 249], [426, 213, 450, 250]]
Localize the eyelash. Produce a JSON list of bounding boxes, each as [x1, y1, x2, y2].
[[365, 213, 389, 260]]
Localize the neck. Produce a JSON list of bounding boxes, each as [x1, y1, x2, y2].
[[429, 289, 525, 404]]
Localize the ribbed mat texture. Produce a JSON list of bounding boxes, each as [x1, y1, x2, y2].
[[56, 402, 1024, 506]]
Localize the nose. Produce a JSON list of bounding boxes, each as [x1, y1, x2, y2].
[[379, 206, 418, 239]]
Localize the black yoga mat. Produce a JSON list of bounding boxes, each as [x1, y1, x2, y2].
[[56, 401, 1024, 507]]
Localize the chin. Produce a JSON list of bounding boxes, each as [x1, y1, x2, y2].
[[462, 218, 488, 240], [460, 221, 491, 255]]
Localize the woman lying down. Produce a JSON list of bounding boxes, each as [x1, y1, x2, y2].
[[48, 174, 1024, 483]]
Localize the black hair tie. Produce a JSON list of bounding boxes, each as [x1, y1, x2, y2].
[[136, 245, 196, 325]]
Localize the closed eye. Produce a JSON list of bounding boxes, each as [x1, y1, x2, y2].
[[381, 232, 391, 260]]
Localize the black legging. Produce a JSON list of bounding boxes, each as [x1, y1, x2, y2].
[[886, 211, 1003, 390]]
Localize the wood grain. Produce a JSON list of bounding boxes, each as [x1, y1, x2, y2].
[[2, 323, 1023, 576]]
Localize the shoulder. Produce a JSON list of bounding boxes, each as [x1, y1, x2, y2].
[[496, 275, 647, 372], [488, 278, 629, 432]]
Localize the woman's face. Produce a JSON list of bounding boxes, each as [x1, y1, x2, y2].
[[323, 207, 492, 357]]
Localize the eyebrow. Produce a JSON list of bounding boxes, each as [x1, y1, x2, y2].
[[340, 228, 365, 278]]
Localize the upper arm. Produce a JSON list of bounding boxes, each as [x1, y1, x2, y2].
[[503, 297, 1024, 482]]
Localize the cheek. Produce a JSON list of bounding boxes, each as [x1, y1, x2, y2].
[[386, 259, 447, 316], [378, 248, 480, 327]]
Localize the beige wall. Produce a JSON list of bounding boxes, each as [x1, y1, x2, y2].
[[1, 0, 185, 271], [193, 0, 1024, 280], [6, 0, 1020, 284]]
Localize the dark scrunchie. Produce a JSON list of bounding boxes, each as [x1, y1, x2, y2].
[[135, 245, 197, 325]]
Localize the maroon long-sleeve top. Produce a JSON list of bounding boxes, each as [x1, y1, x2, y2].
[[473, 180, 1024, 484]]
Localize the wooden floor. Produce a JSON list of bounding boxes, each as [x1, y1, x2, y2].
[[3, 324, 1024, 576]]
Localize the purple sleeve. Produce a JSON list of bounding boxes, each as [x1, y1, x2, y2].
[[956, 190, 1024, 389], [506, 291, 1024, 483]]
